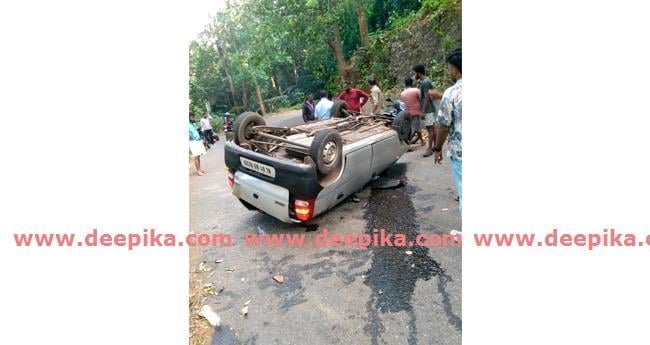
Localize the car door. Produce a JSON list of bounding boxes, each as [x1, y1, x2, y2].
[[370, 133, 401, 176]]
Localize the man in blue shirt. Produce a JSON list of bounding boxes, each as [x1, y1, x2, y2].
[[314, 90, 334, 120]]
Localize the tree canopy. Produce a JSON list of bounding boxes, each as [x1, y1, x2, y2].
[[189, 0, 459, 116]]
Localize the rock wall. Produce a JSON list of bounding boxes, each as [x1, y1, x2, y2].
[[349, 0, 461, 96], [387, 5, 461, 87]]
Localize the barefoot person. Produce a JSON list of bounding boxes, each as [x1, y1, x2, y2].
[[434, 49, 462, 210], [189, 112, 206, 176], [413, 64, 437, 157]]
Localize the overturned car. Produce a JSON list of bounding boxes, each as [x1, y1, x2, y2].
[[224, 101, 411, 223]]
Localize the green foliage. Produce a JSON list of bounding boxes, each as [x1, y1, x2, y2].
[[211, 118, 224, 133], [385, 11, 417, 36], [419, 0, 456, 17], [189, 0, 459, 116], [293, 91, 305, 105], [368, 0, 421, 31]]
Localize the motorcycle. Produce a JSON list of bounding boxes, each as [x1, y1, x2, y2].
[[382, 98, 406, 124], [223, 116, 234, 141]]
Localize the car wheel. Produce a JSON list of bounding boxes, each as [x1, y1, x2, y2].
[[233, 112, 266, 146], [310, 129, 343, 175], [393, 110, 412, 142], [330, 100, 349, 118]]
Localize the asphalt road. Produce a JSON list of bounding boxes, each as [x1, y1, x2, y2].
[[190, 110, 461, 345]]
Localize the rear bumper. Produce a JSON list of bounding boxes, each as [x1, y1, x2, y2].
[[233, 172, 294, 223], [224, 142, 322, 199]]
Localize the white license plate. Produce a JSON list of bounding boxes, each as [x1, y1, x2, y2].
[[240, 157, 276, 178]]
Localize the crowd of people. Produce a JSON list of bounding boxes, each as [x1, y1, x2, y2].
[[301, 48, 462, 209], [189, 49, 462, 210], [303, 78, 385, 122]]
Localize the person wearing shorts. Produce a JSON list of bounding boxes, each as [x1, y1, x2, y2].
[[400, 76, 425, 147], [414, 64, 437, 157], [189, 112, 206, 176]]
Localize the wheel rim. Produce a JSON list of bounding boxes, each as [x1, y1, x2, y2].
[[244, 123, 255, 139], [322, 141, 338, 165]]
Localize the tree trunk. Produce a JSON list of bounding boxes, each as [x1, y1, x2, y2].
[[328, 37, 347, 78], [357, 3, 370, 47], [291, 59, 299, 85], [326, 0, 347, 78], [272, 74, 283, 96], [254, 80, 266, 116], [214, 39, 238, 108], [241, 79, 249, 110]]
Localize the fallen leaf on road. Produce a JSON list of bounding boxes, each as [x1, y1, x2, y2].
[[241, 305, 249, 316], [215, 259, 224, 263], [225, 267, 235, 273], [442, 208, 449, 211], [405, 250, 413, 255], [243, 300, 251, 306], [273, 275, 284, 283], [203, 283, 215, 295]]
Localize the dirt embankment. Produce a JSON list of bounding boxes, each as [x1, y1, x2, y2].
[[349, 0, 461, 97], [388, 5, 461, 85]]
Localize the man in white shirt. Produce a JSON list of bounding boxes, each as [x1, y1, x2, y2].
[[200, 112, 216, 145], [314, 89, 334, 120]]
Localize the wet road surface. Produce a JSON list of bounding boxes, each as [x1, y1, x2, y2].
[[190, 111, 461, 345]]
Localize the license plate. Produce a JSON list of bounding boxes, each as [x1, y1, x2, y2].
[[240, 157, 276, 178]]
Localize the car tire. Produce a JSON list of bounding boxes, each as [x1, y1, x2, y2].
[[310, 129, 343, 175], [393, 110, 412, 143], [330, 100, 349, 118], [233, 112, 266, 146]]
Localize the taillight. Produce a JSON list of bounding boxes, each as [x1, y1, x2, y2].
[[293, 198, 315, 221], [227, 172, 234, 188]]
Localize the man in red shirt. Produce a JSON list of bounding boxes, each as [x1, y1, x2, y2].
[[337, 80, 369, 112]]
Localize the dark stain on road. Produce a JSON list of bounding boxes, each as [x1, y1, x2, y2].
[[437, 274, 463, 332], [210, 325, 237, 345], [362, 162, 445, 345], [302, 223, 319, 232]]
